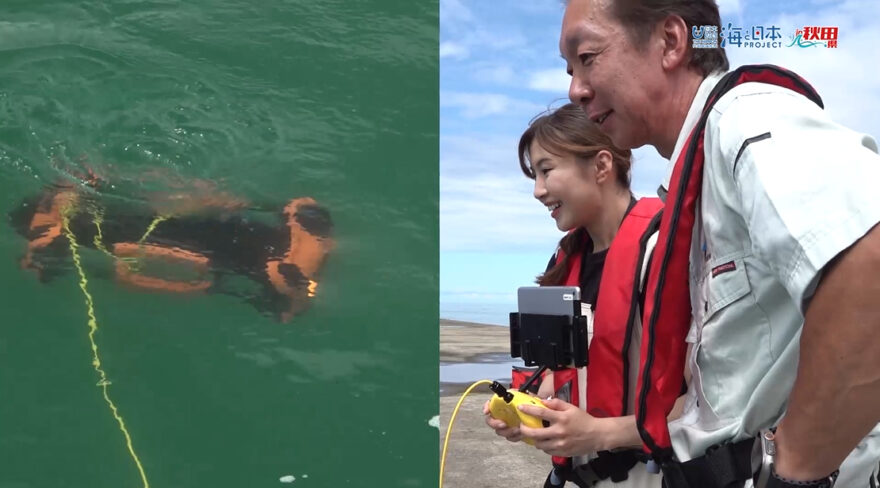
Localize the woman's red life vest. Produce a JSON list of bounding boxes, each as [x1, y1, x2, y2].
[[634, 65, 824, 461], [550, 197, 662, 466]]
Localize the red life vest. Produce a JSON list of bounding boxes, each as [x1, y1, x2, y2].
[[551, 197, 663, 467], [634, 65, 824, 461]]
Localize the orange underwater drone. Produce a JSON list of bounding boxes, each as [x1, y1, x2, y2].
[[16, 187, 333, 322]]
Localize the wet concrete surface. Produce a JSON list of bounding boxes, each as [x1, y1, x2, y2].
[[440, 319, 550, 488]]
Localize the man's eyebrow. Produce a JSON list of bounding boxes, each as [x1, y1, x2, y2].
[[562, 26, 597, 57], [564, 35, 580, 57]]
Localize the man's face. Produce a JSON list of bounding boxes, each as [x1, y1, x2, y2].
[[560, 0, 664, 150]]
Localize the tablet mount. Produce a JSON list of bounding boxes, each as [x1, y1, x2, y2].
[[509, 312, 589, 370]]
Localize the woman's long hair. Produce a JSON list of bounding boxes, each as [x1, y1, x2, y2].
[[517, 103, 633, 286]]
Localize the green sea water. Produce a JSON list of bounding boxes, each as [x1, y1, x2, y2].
[[0, 2, 438, 486]]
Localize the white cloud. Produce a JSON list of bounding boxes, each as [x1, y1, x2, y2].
[[440, 161, 669, 253], [631, 146, 669, 196], [441, 133, 520, 176], [718, 0, 743, 22], [472, 64, 516, 85], [441, 172, 562, 252], [527, 68, 571, 94], [513, 2, 565, 16], [440, 3, 528, 54], [440, 41, 469, 59], [439, 0, 474, 25], [439, 290, 517, 300], [726, 3, 880, 140], [472, 30, 529, 52], [441, 91, 546, 119], [440, 133, 561, 252], [439, 132, 671, 253]]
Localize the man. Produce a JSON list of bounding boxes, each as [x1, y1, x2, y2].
[[523, 0, 880, 486]]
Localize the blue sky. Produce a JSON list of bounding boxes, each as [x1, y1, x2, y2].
[[440, 0, 880, 323]]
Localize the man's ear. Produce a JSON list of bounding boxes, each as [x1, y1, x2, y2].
[[659, 15, 690, 71]]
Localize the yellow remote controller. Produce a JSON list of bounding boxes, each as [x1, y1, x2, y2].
[[488, 381, 547, 446]]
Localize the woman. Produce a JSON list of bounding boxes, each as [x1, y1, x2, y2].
[[484, 104, 682, 487]]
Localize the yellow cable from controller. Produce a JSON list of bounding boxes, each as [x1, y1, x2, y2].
[[439, 379, 493, 488]]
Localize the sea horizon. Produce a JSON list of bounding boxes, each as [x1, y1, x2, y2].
[[439, 300, 513, 327]]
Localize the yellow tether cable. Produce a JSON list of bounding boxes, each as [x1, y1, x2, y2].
[[89, 209, 119, 260], [439, 379, 493, 488], [90, 209, 169, 271], [138, 215, 168, 244], [61, 206, 151, 488]]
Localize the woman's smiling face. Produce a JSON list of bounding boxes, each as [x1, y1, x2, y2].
[[529, 141, 604, 232]]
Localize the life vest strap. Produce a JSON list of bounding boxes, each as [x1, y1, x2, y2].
[[545, 449, 646, 487], [635, 65, 824, 458], [658, 437, 755, 488]]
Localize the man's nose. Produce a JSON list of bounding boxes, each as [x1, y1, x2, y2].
[[569, 74, 593, 108]]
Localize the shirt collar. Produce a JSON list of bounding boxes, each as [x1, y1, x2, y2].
[[659, 70, 728, 197]]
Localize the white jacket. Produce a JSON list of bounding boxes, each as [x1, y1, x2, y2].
[[662, 70, 880, 487]]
